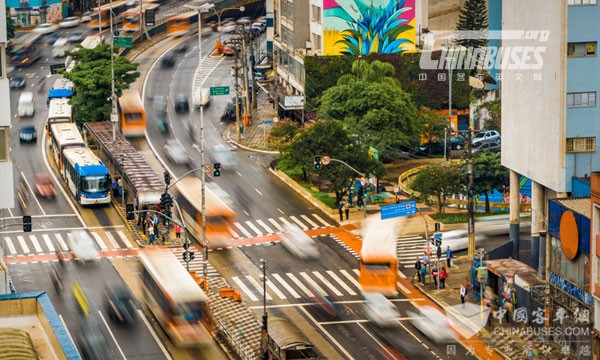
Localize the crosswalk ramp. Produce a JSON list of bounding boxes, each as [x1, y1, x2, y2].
[[228, 213, 333, 239], [396, 236, 428, 268], [170, 248, 220, 278], [2, 229, 135, 256], [230, 269, 362, 303]]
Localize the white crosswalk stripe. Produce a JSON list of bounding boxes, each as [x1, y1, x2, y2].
[[340, 269, 361, 289], [265, 277, 286, 300], [313, 271, 343, 297], [312, 214, 332, 227], [4, 237, 16, 255], [397, 236, 428, 267], [228, 226, 240, 238], [55, 234, 68, 252], [327, 270, 357, 296], [117, 230, 134, 249], [272, 273, 301, 299], [289, 216, 308, 230], [278, 217, 292, 227], [30, 235, 43, 253], [91, 232, 108, 251], [245, 275, 272, 301], [234, 222, 252, 238], [232, 276, 258, 302], [267, 218, 285, 233], [300, 215, 319, 229], [300, 272, 327, 296], [105, 232, 120, 249], [170, 248, 220, 277], [244, 221, 263, 236], [256, 219, 274, 234], [286, 273, 313, 298], [17, 236, 29, 254], [42, 234, 55, 253]]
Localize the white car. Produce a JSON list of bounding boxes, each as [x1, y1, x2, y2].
[[80, 12, 93, 23], [52, 37, 70, 57], [472, 130, 500, 146], [279, 223, 319, 260], [406, 306, 455, 343], [252, 22, 266, 33], [33, 23, 59, 34], [434, 229, 488, 252], [220, 22, 237, 34], [59, 16, 81, 28], [67, 230, 99, 262], [163, 139, 192, 166], [363, 292, 401, 327]]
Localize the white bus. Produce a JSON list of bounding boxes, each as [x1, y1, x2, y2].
[[46, 98, 73, 137], [139, 248, 212, 347], [49, 123, 84, 171], [62, 147, 111, 206]]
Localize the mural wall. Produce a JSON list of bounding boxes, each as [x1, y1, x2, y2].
[[323, 0, 416, 56]]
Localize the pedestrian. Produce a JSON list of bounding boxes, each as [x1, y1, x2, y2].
[[395, 196, 400, 204], [414, 256, 422, 282], [432, 265, 438, 287], [344, 201, 350, 220], [153, 214, 159, 237], [111, 177, 118, 197], [446, 246, 452, 267], [348, 189, 354, 207], [393, 184, 399, 197], [440, 267, 448, 288], [357, 194, 364, 210], [117, 177, 123, 196], [148, 223, 155, 244], [175, 224, 181, 239], [338, 200, 344, 221], [420, 264, 427, 286], [460, 283, 467, 307], [133, 197, 139, 212], [138, 205, 147, 227], [422, 252, 429, 267]]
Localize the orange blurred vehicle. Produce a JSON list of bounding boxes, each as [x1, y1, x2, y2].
[[35, 173, 57, 198]]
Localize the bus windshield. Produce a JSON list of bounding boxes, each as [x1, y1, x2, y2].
[[50, 117, 71, 123], [81, 175, 109, 193], [124, 112, 142, 122], [177, 302, 203, 322]]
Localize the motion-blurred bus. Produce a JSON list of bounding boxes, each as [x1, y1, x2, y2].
[[118, 89, 146, 137], [358, 217, 399, 297], [175, 176, 237, 247], [65, 35, 103, 72], [46, 98, 73, 137], [88, 0, 129, 29], [61, 147, 111, 205], [166, 12, 198, 37], [8, 32, 42, 67], [122, 3, 160, 32], [48, 123, 85, 171], [139, 248, 212, 347]]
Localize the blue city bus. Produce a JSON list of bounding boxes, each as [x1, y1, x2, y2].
[[61, 147, 111, 206], [47, 77, 74, 106]]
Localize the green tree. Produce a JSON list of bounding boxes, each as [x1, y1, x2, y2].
[[267, 119, 299, 152], [467, 152, 508, 213], [6, 8, 15, 39], [410, 163, 464, 213], [318, 59, 419, 162], [60, 43, 140, 125], [419, 106, 450, 154], [455, 0, 489, 49], [280, 120, 384, 203]]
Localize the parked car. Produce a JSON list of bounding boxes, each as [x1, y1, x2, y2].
[[362, 292, 400, 327], [220, 22, 237, 34], [105, 284, 137, 324], [472, 130, 500, 145], [59, 16, 81, 28], [163, 139, 192, 166], [237, 17, 252, 26], [33, 23, 59, 34], [406, 306, 455, 343], [10, 75, 26, 89], [68, 31, 85, 43], [34, 173, 57, 198], [174, 94, 189, 113], [19, 125, 37, 143], [472, 140, 501, 154], [279, 223, 319, 260]]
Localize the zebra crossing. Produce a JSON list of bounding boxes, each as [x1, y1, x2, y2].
[[397, 235, 429, 268], [2, 229, 135, 256], [230, 268, 362, 303], [229, 213, 333, 239], [170, 248, 221, 278]]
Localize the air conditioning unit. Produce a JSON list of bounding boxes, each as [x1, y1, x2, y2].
[[315, 49, 323, 56], [305, 41, 312, 50], [296, 49, 305, 56]]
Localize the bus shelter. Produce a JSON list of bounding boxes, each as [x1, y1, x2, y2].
[[267, 317, 317, 360], [83, 121, 163, 205]]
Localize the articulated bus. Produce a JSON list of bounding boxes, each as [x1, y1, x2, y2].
[[46, 98, 73, 137], [8, 32, 42, 67], [88, 0, 129, 29], [62, 147, 111, 205], [358, 216, 399, 297], [122, 3, 160, 32], [118, 89, 146, 137], [175, 177, 237, 247], [49, 123, 85, 171], [166, 12, 198, 37], [139, 248, 212, 347]]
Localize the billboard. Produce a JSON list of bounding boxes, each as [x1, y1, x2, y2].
[[323, 0, 416, 56]]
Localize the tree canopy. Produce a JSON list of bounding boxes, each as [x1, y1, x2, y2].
[[279, 120, 384, 203], [411, 163, 464, 213], [467, 152, 508, 212], [455, 0, 489, 49], [6, 8, 15, 39], [318, 59, 420, 162], [60, 43, 140, 125]]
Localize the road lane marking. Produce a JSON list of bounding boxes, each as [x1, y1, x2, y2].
[[286, 273, 313, 298], [265, 276, 286, 300], [30, 235, 43, 253], [17, 236, 30, 253], [256, 219, 274, 234], [245, 275, 272, 301], [55, 234, 68, 252], [97, 310, 127, 359], [397, 281, 412, 294], [42, 234, 55, 253], [326, 270, 357, 296], [340, 269, 361, 289], [313, 271, 343, 297], [300, 214, 319, 228], [228, 226, 240, 238], [232, 276, 258, 302], [58, 315, 77, 350], [300, 272, 326, 296], [357, 322, 398, 359], [267, 218, 284, 232], [278, 217, 292, 227], [352, 269, 360, 276], [4, 237, 17, 255], [116, 230, 134, 249], [20, 170, 46, 216], [272, 273, 301, 299], [234, 222, 252, 237], [289, 216, 308, 230], [136, 309, 173, 360], [244, 221, 263, 236], [105, 232, 120, 249], [298, 305, 355, 360], [90, 232, 108, 251], [312, 214, 331, 227]]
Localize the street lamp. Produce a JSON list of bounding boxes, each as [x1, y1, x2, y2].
[[186, 0, 214, 290]]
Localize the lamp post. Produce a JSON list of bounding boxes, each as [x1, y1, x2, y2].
[[186, 0, 214, 290], [210, 5, 245, 43], [119, 153, 127, 208], [109, 0, 118, 141]]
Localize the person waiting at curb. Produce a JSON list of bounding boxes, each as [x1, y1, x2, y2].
[[414, 256, 422, 282], [440, 267, 448, 288], [446, 246, 453, 267]]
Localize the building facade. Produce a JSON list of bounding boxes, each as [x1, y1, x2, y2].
[[6, 0, 67, 27], [590, 173, 600, 357], [0, 0, 15, 210]]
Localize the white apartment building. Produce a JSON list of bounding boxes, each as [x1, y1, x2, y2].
[[0, 0, 15, 210]]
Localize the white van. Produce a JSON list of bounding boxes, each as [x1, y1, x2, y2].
[[52, 38, 69, 58], [193, 87, 211, 107], [18, 92, 35, 117]]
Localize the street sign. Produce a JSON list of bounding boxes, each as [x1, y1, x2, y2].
[[380, 200, 417, 220], [145, 8, 156, 27], [263, 120, 273, 126], [477, 266, 488, 281], [203, 165, 212, 175], [210, 86, 230, 96], [114, 36, 132, 49], [321, 156, 331, 166]]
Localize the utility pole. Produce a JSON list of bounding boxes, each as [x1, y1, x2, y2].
[[234, 43, 242, 141], [260, 259, 269, 360], [240, 27, 251, 128], [467, 128, 475, 261], [110, 0, 117, 141], [248, 29, 257, 110]]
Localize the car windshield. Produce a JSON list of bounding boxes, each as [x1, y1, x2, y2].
[[81, 175, 109, 193]]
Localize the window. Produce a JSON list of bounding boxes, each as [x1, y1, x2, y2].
[[566, 137, 596, 153], [568, 42, 597, 57], [569, 0, 597, 4], [0, 128, 8, 162], [311, 5, 321, 23], [567, 92, 596, 108], [0, 45, 4, 79]]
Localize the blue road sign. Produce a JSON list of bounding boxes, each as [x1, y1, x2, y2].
[[263, 120, 273, 125], [380, 201, 417, 220]]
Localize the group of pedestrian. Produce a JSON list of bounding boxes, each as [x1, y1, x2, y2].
[[415, 245, 453, 288], [142, 213, 159, 245], [337, 200, 350, 221]]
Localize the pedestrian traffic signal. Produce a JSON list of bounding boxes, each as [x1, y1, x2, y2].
[[164, 171, 171, 188], [23, 215, 32, 232], [183, 242, 189, 250], [213, 163, 221, 177], [126, 204, 134, 220], [314, 156, 322, 171], [160, 192, 169, 210], [189, 251, 195, 261]]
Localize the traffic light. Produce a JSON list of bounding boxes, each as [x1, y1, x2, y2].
[[126, 204, 134, 220], [183, 251, 195, 262], [314, 156, 322, 171], [164, 171, 171, 188], [23, 215, 32, 232], [183, 242, 189, 250], [160, 192, 168, 210], [189, 251, 195, 261], [213, 163, 221, 177]]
